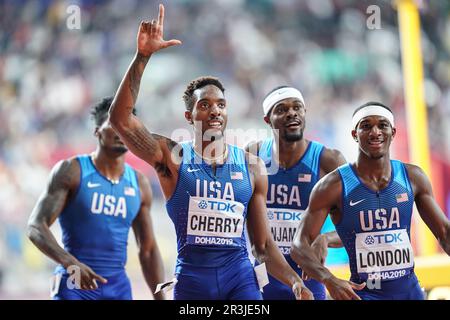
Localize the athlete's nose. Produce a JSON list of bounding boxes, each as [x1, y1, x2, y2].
[[209, 103, 221, 117], [286, 107, 298, 120], [369, 125, 382, 137]]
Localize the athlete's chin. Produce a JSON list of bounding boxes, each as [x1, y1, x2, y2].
[[284, 131, 303, 142]]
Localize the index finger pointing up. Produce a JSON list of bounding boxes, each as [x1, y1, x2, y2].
[[158, 3, 164, 27]]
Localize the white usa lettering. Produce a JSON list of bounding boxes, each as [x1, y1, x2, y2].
[[91, 192, 127, 219]]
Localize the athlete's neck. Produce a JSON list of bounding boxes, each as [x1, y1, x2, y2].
[[193, 138, 228, 164], [273, 137, 309, 169], [354, 153, 392, 190], [91, 148, 126, 182]]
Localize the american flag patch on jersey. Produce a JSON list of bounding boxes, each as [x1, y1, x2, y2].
[[231, 171, 243, 180], [396, 193, 408, 203], [124, 187, 136, 196], [298, 173, 311, 182]]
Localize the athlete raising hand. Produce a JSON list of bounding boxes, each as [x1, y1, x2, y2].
[[136, 4, 181, 56], [109, 4, 312, 300]]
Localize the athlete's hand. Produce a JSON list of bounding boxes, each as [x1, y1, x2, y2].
[[323, 275, 365, 300], [137, 4, 182, 57], [292, 281, 314, 300], [303, 234, 328, 281], [70, 262, 108, 290]]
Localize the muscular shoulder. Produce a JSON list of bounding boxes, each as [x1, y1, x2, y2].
[[48, 157, 80, 192], [320, 146, 346, 175], [404, 163, 432, 196], [310, 169, 343, 207], [244, 140, 262, 156]]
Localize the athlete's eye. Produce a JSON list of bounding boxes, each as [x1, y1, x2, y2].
[[218, 102, 226, 109]]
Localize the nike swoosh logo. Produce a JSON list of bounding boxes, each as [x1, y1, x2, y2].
[[87, 182, 101, 188], [187, 167, 200, 173], [349, 199, 365, 206]]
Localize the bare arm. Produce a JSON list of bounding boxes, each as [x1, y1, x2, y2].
[[317, 147, 347, 248], [408, 164, 450, 255], [132, 172, 165, 300], [109, 5, 182, 176], [246, 155, 313, 300], [290, 171, 364, 300], [27, 159, 107, 289]]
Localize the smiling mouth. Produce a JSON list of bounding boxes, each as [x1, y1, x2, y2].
[[368, 140, 384, 146], [208, 120, 223, 128]]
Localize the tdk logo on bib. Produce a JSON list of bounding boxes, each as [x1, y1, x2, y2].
[[267, 208, 304, 254], [364, 232, 403, 245], [267, 209, 303, 221], [197, 199, 236, 213]]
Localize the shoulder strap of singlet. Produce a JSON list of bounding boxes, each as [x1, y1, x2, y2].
[[338, 164, 360, 197], [76, 154, 95, 179], [303, 141, 324, 176], [391, 159, 413, 193], [123, 163, 140, 190]]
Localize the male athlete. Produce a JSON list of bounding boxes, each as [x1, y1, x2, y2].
[[108, 4, 312, 300], [291, 102, 450, 300], [27, 97, 165, 300], [246, 86, 345, 300]]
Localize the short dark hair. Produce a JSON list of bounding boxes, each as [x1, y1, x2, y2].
[[353, 101, 393, 116], [182, 76, 225, 112], [90, 96, 136, 127]]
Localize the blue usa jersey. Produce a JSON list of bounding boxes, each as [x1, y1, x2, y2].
[[258, 139, 325, 254], [56, 155, 141, 277], [166, 142, 253, 273], [336, 160, 415, 284]]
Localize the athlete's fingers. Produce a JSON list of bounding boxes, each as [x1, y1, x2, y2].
[[346, 287, 362, 300], [92, 272, 108, 284], [158, 4, 164, 27], [150, 19, 156, 35], [161, 39, 182, 49], [139, 21, 146, 33], [349, 281, 366, 291]]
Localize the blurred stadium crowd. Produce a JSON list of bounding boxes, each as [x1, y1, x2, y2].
[[0, 0, 449, 298]]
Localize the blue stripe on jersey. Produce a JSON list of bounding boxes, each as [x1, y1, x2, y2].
[[56, 155, 141, 276], [166, 142, 253, 272], [336, 160, 415, 284]]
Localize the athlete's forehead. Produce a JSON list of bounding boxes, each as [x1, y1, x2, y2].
[[193, 85, 225, 102], [273, 97, 305, 109], [358, 115, 392, 125]]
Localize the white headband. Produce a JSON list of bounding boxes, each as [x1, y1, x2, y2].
[[263, 87, 305, 116], [352, 105, 395, 129]]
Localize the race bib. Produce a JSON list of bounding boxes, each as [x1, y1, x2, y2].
[[187, 196, 245, 246], [267, 208, 304, 254], [356, 229, 414, 281]]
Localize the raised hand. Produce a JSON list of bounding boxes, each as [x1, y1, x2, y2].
[[137, 4, 182, 57]]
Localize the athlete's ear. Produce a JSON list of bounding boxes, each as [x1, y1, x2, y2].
[[351, 130, 358, 142], [94, 127, 100, 137], [185, 111, 193, 124], [391, 127, 396, 139], [263, 115, 271, 127]]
